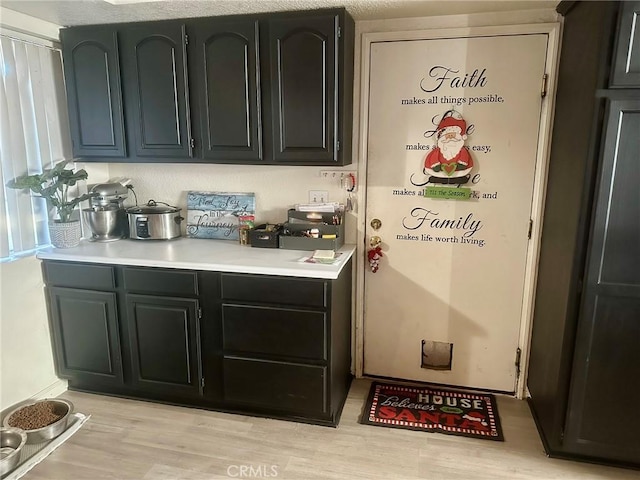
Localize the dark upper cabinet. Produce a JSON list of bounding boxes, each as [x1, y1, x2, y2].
[[263, 10, 354, 165], [59, 9, 354, 164], [119, 22, 193, 159], [611, 1, 640, 87], [189, 18, 262, 162], [266, 14, 337, 163], [60, 28, 126, 158], [47, 287, 124, 387], [563, 99, 640, 463]]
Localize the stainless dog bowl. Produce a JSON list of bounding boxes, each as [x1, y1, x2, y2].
[[2, 399, 73, 444], [0, 427, 27, 476]]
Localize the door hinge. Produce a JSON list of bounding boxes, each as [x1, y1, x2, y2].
[[184, 34, 189, 46], [337, 26, 341, 38], [541, 73, 548, 98], [200, 377, 205, 388], [337, 139, 341, 151], [515, 347, 522, 379], [527, 219, 533, 239], [197, 307, 202, 319], [190, 138, 195, 149]]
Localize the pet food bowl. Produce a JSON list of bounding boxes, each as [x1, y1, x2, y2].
[[0, 427, 27, 476], [2, 399, 73, 444]]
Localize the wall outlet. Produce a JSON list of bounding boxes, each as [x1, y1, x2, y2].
[[309, 190, 328, 203]]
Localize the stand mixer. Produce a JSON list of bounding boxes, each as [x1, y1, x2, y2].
[[83, 181, 130, 241]]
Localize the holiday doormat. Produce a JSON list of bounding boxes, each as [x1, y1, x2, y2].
[[360, 382, 504, 441]]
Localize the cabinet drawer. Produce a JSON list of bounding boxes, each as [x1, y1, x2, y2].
[[221, 274, 326, 307], [222, 305, 326, 360], [123, 267, 198, 296], [223, 357, 326, 414], [44, 262, 115, 290]]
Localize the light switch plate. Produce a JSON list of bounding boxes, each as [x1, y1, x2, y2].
[[309, 190, 328, 203]]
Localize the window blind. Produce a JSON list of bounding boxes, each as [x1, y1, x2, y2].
[[0, 33, 72, 260]]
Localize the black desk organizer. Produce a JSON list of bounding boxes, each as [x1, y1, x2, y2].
[[279, 209, 344, 251]]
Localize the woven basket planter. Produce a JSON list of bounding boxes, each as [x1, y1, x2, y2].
[[49, 220, 82, 248]]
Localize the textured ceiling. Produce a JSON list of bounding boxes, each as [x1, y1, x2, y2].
[[1, 0, 559, 27]]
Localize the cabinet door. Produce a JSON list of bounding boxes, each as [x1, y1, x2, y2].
[[60, 28, 126, 158], [126, 294, 202, 398], [47, 287, 124, 387], [190, 19, 262, 162], [611, 1, 640, 87], [267, 14, 338, 163], [120, 23, 192, 159], [564, 100, 640, 463]]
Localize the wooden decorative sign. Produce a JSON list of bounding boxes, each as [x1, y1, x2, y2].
[[186, 191, 255, 240]]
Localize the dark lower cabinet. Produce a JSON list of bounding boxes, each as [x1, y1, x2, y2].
[[47, 287, 124, 387], [42, 258, 352, 426], [217, 265, 352, 425], [527, 1, 640, 468], [125, 294, 202, 398]]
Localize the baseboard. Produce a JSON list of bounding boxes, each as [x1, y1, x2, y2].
[[32, 379, 68, 400]]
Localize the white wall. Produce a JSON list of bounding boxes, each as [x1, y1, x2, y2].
[[0, 257, 65, 409]]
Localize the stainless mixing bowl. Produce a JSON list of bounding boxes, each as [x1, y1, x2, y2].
[[2, 399, 73, 444], [0, 427, 27, 475], [83, 205, 122, 240]]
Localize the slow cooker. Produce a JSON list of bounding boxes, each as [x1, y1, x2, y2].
[[126, 201, 183, 240]]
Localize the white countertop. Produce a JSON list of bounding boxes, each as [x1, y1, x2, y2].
[[37, 238, 356, 279]]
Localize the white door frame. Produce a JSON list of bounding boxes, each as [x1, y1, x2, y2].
[[353, 23, 561, 398]]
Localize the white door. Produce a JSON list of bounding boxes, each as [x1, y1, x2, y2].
[[363, 33, 549, 392]]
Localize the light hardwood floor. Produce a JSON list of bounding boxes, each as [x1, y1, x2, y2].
[[23, 379, 637, 480]]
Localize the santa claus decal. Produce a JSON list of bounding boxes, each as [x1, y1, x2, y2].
[[424, 110, 474, 185]]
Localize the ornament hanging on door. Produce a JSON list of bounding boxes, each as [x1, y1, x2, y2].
[[367, 245, 383, 273], [424, 109, 475, 186]]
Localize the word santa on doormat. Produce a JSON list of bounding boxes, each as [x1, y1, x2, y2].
[[361, 382, 504, 441]]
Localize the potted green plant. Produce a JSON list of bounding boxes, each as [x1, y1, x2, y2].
[[6, 160, 95, 248]]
